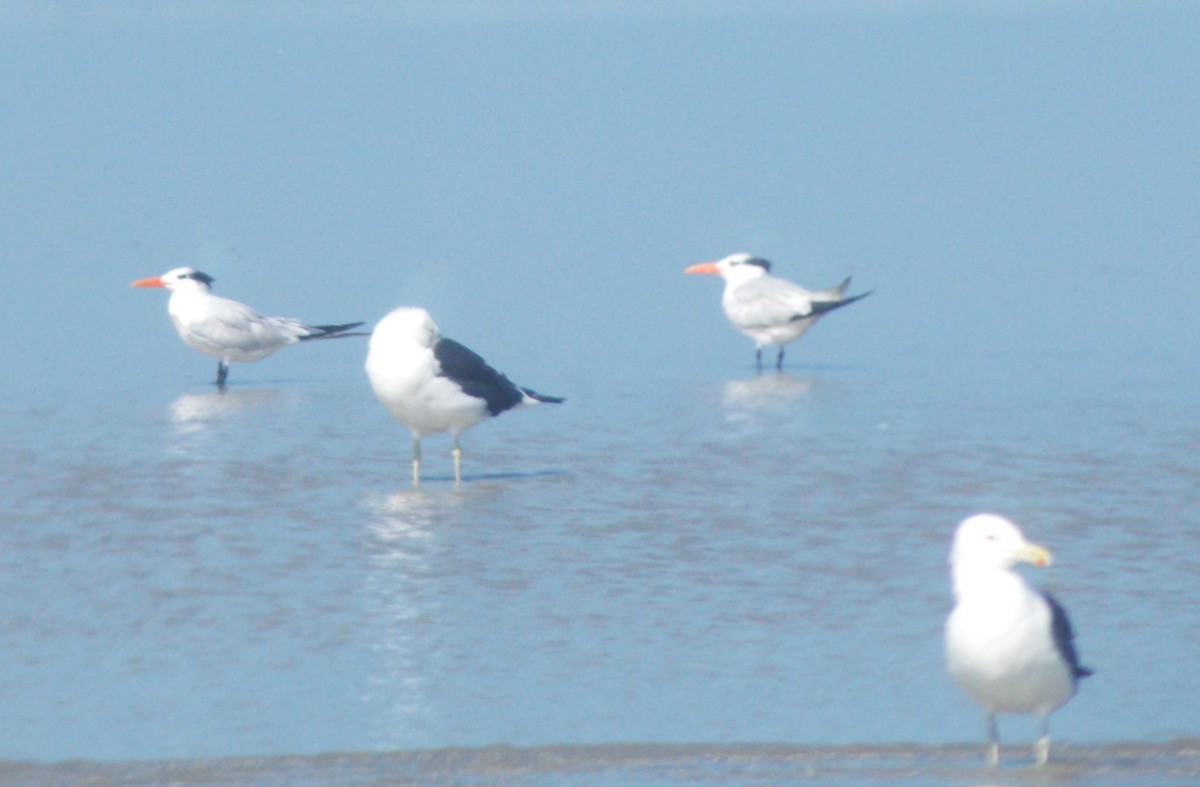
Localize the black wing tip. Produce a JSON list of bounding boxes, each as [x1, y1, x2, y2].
[[1040, 589, 1091, 682], [299, 322, 369, 340], [839, 289, 873, 306], [802, 290, 873, 318], [315, 321, 366, 333], [521, 387, 564, 404]]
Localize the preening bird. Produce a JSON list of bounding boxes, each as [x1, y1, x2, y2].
[[131, 267, 366, 387], [365, 306, 563, 488], [685, 252, 870, 370], [944, 513, 1092, 767]]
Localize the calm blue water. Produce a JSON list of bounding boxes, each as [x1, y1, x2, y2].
[[0, 344, 1197, 762]]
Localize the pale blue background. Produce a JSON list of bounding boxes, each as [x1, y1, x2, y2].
[[2, 1, 1196, 397]]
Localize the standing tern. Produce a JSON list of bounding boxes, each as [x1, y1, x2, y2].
[[944, 514, 1092, 767], [132, 267, 367, 387], [365, 306, 563, 489], [685, 252, 871, 370]]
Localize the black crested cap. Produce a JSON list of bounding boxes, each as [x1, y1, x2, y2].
[[186, 270, 215, 285], [744, 256, 772, 272]]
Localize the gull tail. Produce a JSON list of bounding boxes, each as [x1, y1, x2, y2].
[[299, 322, 370, 340], [519, 386, 565, 404]]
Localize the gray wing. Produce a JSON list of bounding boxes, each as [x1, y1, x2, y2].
[[724, 275, 821, 330], [175, 296, 303, 355]]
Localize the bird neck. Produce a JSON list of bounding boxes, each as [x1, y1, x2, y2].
[[722, 266, 767, 288], [951, 561, 1024, 602], [169, 280, 213, 299]]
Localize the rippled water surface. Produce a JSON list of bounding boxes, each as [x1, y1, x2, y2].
[[1, 348, 1198, 763]]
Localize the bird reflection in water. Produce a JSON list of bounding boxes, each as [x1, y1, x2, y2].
[[362, 491, 446, 743], [168, 388, 289, 435], [718, 372, 817, 435], [722, 372, 815, 412]]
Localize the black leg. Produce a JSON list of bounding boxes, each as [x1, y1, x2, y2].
[[776, 346, 785, 370], [755, 348, 763, 372], [216, 361, 229, 388]]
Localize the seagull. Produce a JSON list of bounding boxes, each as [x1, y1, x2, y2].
[[685, 252, 871, 370], [132, 267, 367, 387], [365, 306, 563, 488], [944, 513, 1092, 767]]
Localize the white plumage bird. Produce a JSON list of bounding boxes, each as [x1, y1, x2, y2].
[[944, 514, 1092, 767], [685, 252, 871, 370], [132, 267, 366, 387], [365, 306, 563, 488]]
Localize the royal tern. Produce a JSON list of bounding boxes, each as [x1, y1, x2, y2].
[[944, 514, 1092, 767], [685, 252, 871, 370], [132, 267, 366, 387], [365, 306, 563, 488]]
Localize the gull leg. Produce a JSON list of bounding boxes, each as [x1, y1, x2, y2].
[[411, 438, 422, 489], [451, 435, 463, 490], [1035, 716, 1051, 766], [986, 714, 1000, 767], [216, 361, 229, 388]]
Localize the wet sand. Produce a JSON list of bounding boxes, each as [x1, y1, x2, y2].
[[3, 741, 1199, 786]]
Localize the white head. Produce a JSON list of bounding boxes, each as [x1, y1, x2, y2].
[[950, 513, 1053, 571], [368, 306, 440, 352], [130, 267, 215, 293], [684, 252, 773, 285]]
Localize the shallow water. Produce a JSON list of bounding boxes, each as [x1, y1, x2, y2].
[[5, 741, 1200, 786], [1, 346, 1198, 764]]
